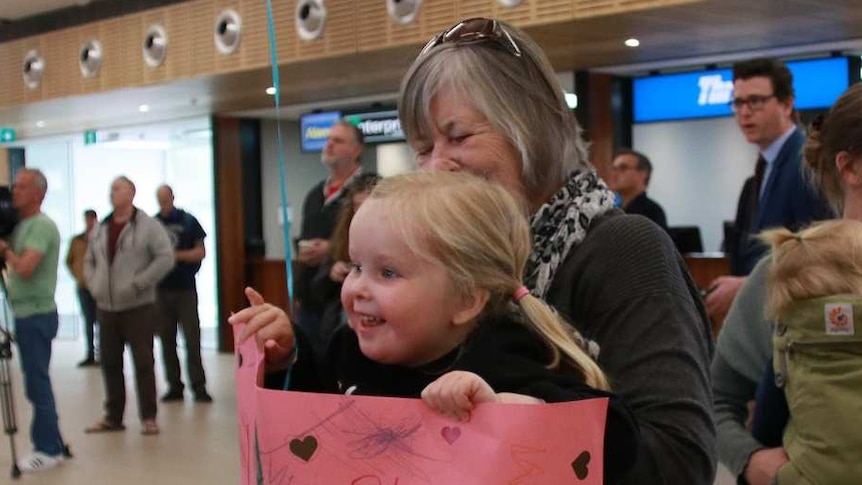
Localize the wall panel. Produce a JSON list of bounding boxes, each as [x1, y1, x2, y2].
[[0, 41, 25, 107], [119, 14, 144, 88]]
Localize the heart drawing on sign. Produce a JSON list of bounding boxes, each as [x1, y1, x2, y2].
[[289, 435, 318, 462], [440, 426, 461, 445], [571, 450, 591, 480]]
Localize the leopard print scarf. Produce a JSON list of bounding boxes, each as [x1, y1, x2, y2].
[[525, 170, 616, 300]]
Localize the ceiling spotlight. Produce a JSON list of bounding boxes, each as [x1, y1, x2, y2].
[[387, 0, 422, 25], [139, 104, 150, 113], [497, 0, 523, 7], [79, 39, 103, 78], [35, 120, 46, 128], [143, 24, 168, 68], [625, 38, 640, 48], [295, 0, 326, 41], [266, 86, 277, 95], [214, 9, 242, 55], [22, 50, 45, 90]]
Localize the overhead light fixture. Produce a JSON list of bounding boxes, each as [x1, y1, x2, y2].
[[266, 86, 277, 95], [35, 120, 46, 128], [497, 0, 523, 7], [143, 24, 168, 68], [138, 104, 150, 113], [387, 0, 422, 25], [625, 38, 640, 48], [295, 0, 326, 41], [214, 9, 242, 55], [79, 39, 103, 78], [22, 50, 45, 90]]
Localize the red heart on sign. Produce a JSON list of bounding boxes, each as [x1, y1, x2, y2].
[[441, 426, 461, 445]]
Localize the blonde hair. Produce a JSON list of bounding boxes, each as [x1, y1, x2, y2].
[[763, 219, 862, 320], [398, 19, 590, 204], [369, 171, 610, 390], [331, 174, 381, 262]]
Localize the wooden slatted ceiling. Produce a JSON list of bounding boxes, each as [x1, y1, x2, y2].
[[3, 0, 862, 137]]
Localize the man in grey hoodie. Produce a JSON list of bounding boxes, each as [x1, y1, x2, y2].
[[84, 176, 174, 436]]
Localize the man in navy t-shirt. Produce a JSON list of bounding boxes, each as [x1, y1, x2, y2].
[[154, 185, 212, 403]]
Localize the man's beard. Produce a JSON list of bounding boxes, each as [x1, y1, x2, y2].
[[321, 154, 350, 168]]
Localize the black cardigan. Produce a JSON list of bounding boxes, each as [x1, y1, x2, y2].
[[546, 210, 716, 485], [272, 315, 640, 485]]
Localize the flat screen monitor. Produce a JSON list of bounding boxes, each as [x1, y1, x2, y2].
[[634, 57, 852, 123]]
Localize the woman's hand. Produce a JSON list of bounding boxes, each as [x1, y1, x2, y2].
[[230, 287, 296, 371], [744, 448, 789, 485], [329, 261, 351, 283], [422, 371, 500, 421]]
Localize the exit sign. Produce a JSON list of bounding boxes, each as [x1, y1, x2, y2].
[[84, 130, 98, 145], [0, 128, 16, 142]]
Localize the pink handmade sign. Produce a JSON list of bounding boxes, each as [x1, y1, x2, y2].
[[234, 327, 608, 485]]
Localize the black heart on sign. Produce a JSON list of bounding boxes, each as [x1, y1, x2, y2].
[[289, 435, 318, 462], [571, 450, 591, 480]]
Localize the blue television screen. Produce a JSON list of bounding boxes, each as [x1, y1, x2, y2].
[[634, 57, 851, 123]]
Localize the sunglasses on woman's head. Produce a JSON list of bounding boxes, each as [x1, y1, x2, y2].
[[420, 17, 522, 58]]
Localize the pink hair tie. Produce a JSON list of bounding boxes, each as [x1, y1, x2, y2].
[[512, 286, 530, 303]]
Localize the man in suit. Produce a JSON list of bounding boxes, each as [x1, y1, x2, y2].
[[608, 149, 668, 230], [706, 58, 832, 322]]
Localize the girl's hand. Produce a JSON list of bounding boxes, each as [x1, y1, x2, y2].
[[421, 371, 499, 421], [230, 287, 296, 371]]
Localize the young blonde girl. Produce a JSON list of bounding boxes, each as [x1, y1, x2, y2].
[[753, 219, 862, 485], [234, 171, 637, 482]]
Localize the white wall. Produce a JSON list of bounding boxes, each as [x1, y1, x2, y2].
[[376, 142, 415, 176], [633, 116, 758, 252]]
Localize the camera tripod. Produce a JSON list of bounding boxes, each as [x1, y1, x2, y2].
[[0, 281, 72, 479], [0, 326, 21, 478]]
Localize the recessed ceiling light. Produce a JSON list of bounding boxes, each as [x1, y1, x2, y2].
[[625, 38, 640, 48], [35, 120, 46, 128], [266, 86, 277, 96], [138, 104, 150, 113]]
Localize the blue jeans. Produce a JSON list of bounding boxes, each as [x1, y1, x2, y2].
[[15, 311, 64, 455], [77, 287, 98, 359]]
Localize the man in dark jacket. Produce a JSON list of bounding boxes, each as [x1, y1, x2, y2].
[[706, 58, 832, 323], [296, 121, 364, 353], [154, 185, 212, 403], [608, 149, 667, 230]]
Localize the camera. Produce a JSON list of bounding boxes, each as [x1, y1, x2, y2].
[[0, 187, 19, 239]]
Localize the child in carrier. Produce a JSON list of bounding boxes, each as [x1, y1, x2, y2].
[[232, 171, 638, 484], [752, 219, 862, 485]]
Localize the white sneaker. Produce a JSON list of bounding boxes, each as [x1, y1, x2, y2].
[[18, 451, 63, 472]]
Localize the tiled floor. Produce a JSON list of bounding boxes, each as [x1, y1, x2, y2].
[[0, 339, 240, 484], [0, 339, 736, 484]]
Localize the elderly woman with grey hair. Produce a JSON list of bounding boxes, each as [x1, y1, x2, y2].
[[399, 18, 715, 485], [235, 17, 715, 485]]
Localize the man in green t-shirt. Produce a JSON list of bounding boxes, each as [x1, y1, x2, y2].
[[0, 168, 66, 472]]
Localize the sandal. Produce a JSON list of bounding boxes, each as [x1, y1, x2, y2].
[[84, 419, 125, 433], [141, 420, 160, 436]]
